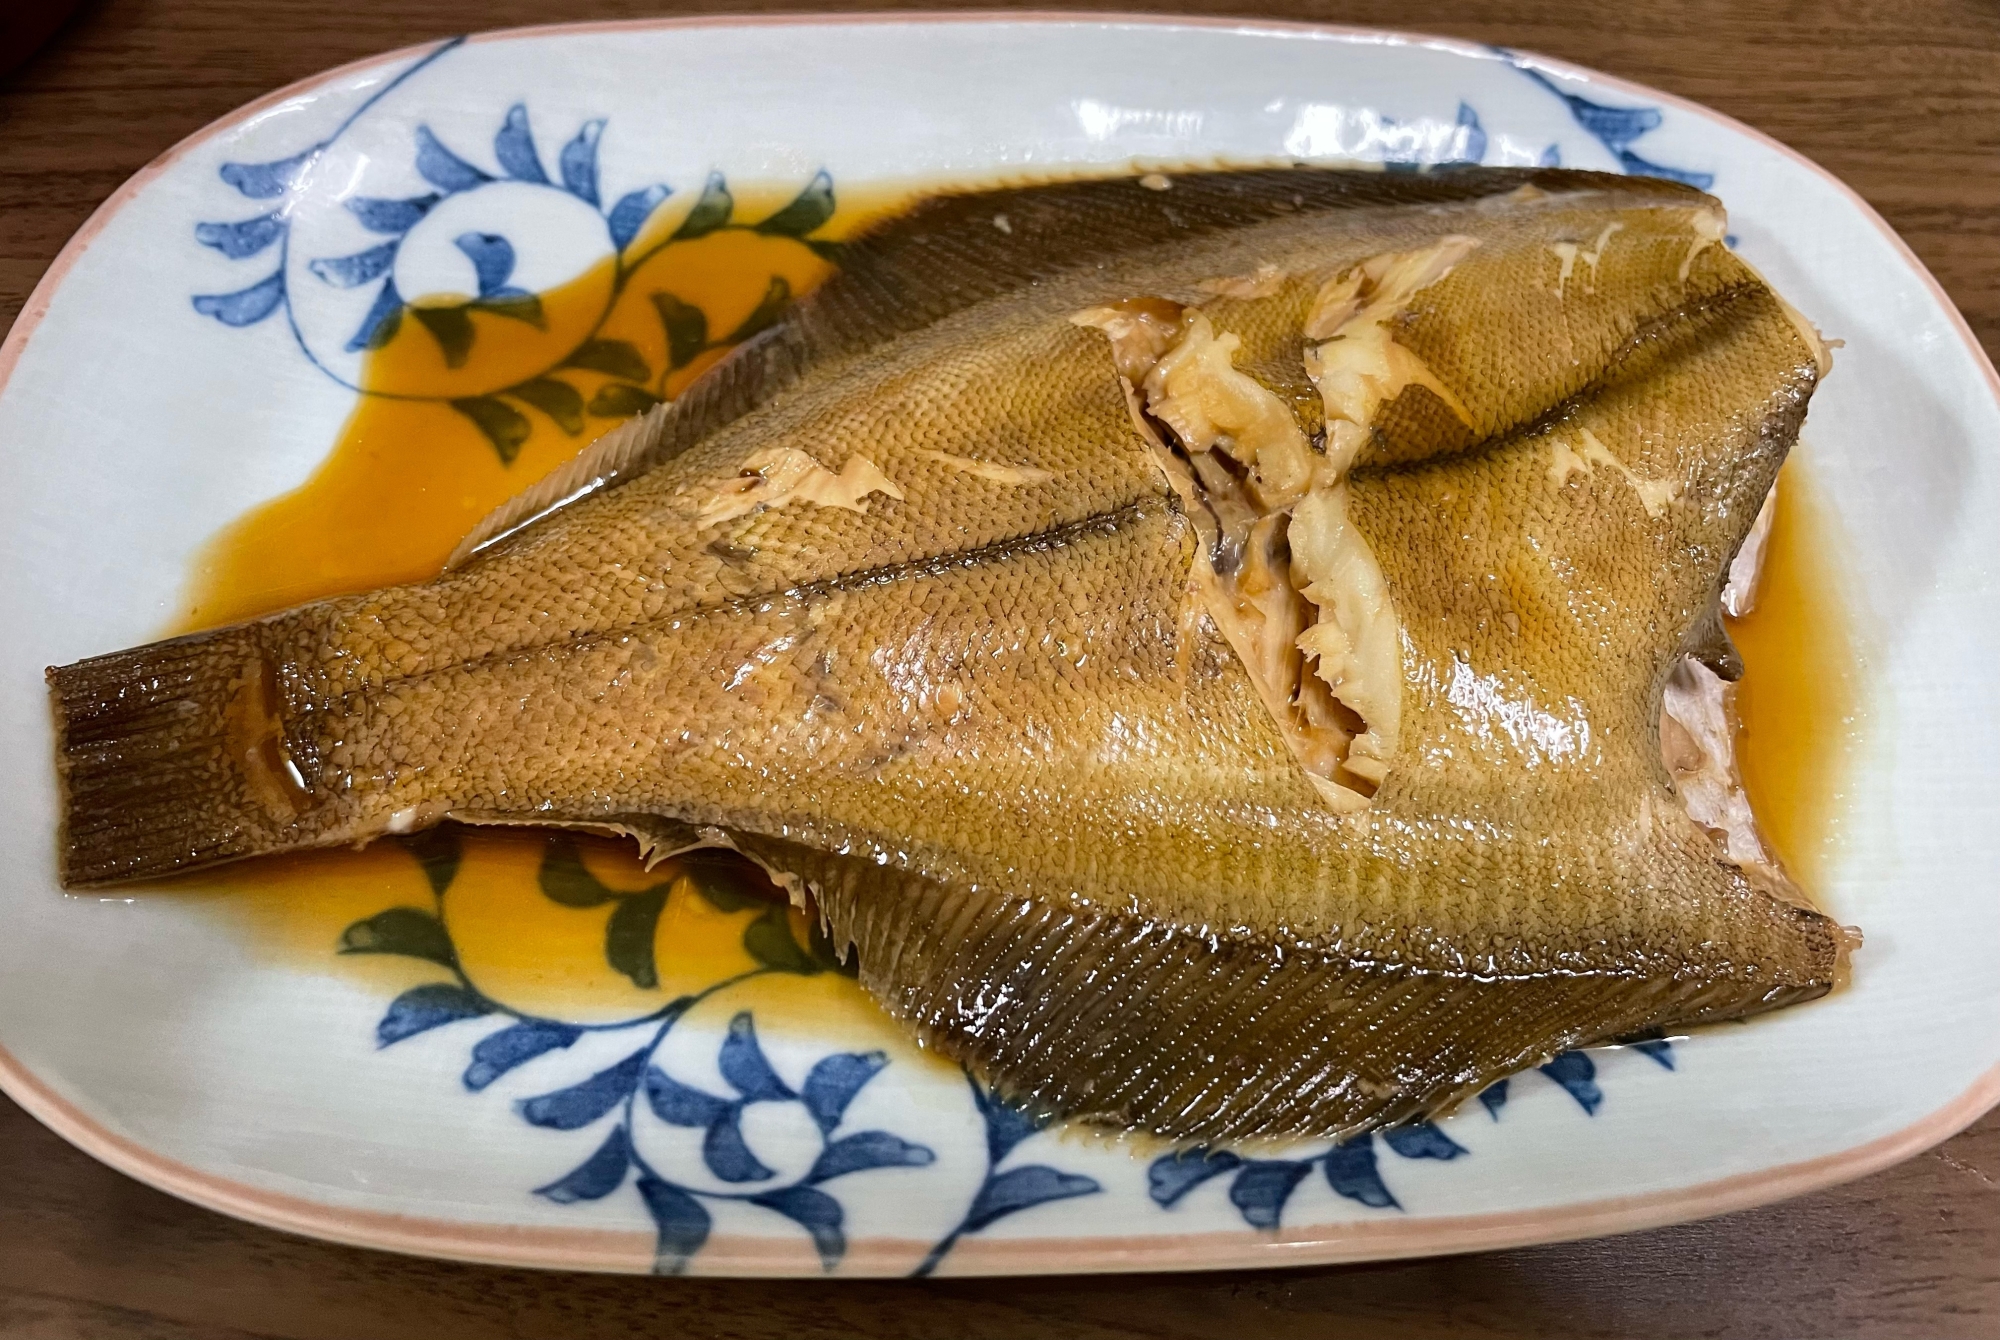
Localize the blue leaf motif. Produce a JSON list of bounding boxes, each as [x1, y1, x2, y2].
[[1516, 66, 1664, 155], [672, 171, 734, 240], [346, 193, 439, 234], [1454, 101, 1487, 164], [464, 1020, 583, 1091], [636, 1174, 710, 1275], [1570, 98, 1662, 153], [220, 146, 319, 200], [1381, 1122, 1466, 1161], [800, 1051, 886, 1133], [1512, 66, 1713, 189], [344, 279, 404, 353], [607, 184, 672, 252], [806, 1130, 934, 1184], [533, 1124, 631, 1204], [754, 169, 835, 237], [560, 119, 605, 205], [1147, 1147, 1242, 1208], [453, 233, 517, 298], [963, 1164, 1100, 1234], [642, 1066, 730, 1127], [970, 1079, 1044, 1164], [414, 125, 491, 194], [309, 242, 398, 289], [516, 1048, 647, 1130], [338, 905, 455, 966], [1541, 1051, 1603, 1114], [1228, 1160, 1312, 1229], [195, 214, 283, 260], [1616, 152, 1713, 189], [750, 1185, 845, 1270], [1479, 1079, 1510, 1119], [718, 1013, 794, 1103], [192, 272, 285, 327], [1324, 1135, 1399, 1210], [1634, 1039, 1676, 1070], [702, 1105, 774, 1183], [375, 983, 490, 1047], [493, 104, 548, 183], [1538, 143, 1563, 168]]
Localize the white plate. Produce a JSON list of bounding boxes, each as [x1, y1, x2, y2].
[[2, 15, 1996, 1277]]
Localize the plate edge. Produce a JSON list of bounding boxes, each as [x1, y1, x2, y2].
[[3, 1033, 1996, 1276], [1, 8, 1996, 1277]]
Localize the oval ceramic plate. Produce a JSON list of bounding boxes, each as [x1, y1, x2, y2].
[[2, 14, 1997, 1278]]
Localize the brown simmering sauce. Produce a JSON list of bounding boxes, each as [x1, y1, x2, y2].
[[153, 189, 1856, 1020], [1726, 460, 1858, 896]]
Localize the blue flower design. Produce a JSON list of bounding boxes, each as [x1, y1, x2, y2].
[[1146, 1039, 1676, 1230], [1375, 100, 1490, 171], [910, 1078, 1102, 1277], [190, 39, 459, 344], [342, 830, 1098, 1276], [1500, 54, 1714, 189], [506, 1008, 936, 1273], [343, 835, 1676, 1265], [190, 37, 838, 462], [196, 88, 675, 361]]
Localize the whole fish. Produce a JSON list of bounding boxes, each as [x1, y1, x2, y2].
[[50, 166, 1852, 1141]]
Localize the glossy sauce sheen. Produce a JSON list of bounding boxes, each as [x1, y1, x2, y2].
[[1727, 462, 1856, 895], [156, 182, 1850, 1030]]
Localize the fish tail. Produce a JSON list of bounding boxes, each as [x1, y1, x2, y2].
[[48, 624, 314, 887]]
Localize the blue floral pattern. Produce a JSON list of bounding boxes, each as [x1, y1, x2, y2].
[[192, 39, 457, 340], [192, 37, 838, 463], [912, 1078, 1102, 1277], [1148, 1041, 1678, 1229], [1499, 50, 1715, 189], [343, 832, 1100, 1275], [515, 1007, 938, 1274]]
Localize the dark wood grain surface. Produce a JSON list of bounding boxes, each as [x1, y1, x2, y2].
[[3, 2, 1996, 1336]]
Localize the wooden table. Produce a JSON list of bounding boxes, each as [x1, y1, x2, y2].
[[3, 2, 1996, 1335]]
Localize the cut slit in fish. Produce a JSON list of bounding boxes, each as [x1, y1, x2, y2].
[[48, 166, 1855, 1142], [1072, 234, 1486, 807]]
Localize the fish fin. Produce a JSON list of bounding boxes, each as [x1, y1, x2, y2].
[[446, 808, 709, 868], [444, 321, 816, 565], [734, 834, 1844, 1142], [447, 403, 672, 568], [1685, 600, 1745, 682], [811, 166, 1686, 354], [48, 624, 323, 887], [449, 814, 809, 904], [450, 168, 1697, 561]]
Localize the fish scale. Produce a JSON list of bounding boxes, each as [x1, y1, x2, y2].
[[49, 166, 1849, 1140]]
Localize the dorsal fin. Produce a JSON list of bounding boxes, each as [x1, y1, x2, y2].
[[446, 322, 816, 568], [447, 401, 669, 568], [449, 166, 1697, 566], [797, 166, 1684, 355]]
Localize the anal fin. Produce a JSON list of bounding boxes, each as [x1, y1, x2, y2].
[[727, 833, 1841, 1142], [1685, 600, 1745, 682], [446, 807, 708, 868]]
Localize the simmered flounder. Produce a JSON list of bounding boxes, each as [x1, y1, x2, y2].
[[50, 167, 1850, 1141]]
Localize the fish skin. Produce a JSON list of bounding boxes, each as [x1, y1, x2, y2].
[[48, 167, 1846, 1140]]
